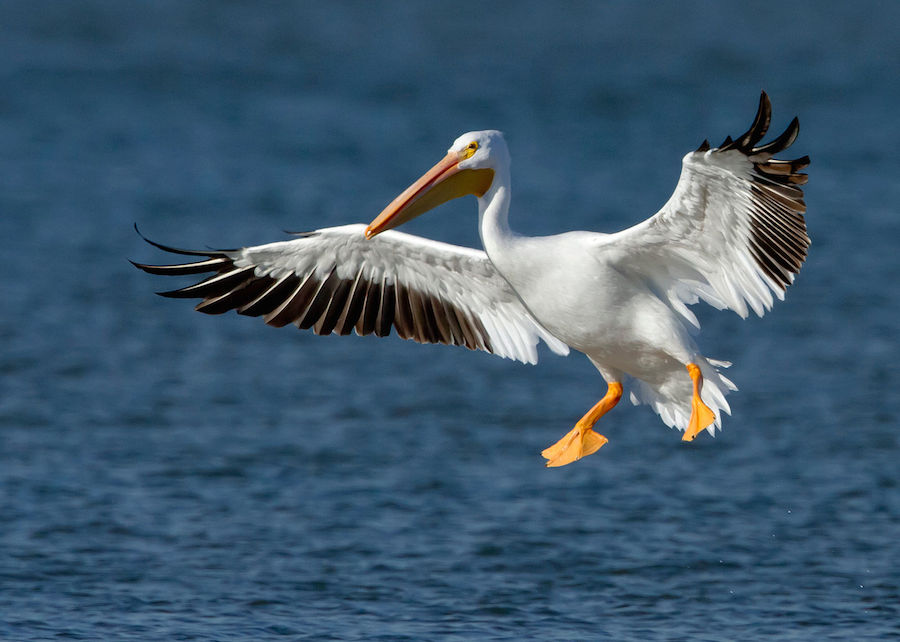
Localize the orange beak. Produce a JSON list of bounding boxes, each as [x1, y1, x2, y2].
[[365, 151, 494, 239]]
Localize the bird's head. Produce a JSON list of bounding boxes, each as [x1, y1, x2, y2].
[[365, 130, 506, 239]]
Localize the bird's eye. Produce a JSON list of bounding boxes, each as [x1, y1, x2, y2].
[[461, 141, 479, 159]]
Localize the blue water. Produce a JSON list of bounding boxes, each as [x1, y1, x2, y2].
[[2, 2, 899, 639]]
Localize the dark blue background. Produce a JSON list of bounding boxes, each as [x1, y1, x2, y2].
[[2, 2, 898, 639]]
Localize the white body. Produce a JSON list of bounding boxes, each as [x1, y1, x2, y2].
[[474, 145, 735, 432]]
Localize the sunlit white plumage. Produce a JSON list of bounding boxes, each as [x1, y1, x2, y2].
[[230, 225, 568, 363], [134, 92, 808, 466]]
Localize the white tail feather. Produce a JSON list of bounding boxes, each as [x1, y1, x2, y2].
[[628, 358, 736, 436]]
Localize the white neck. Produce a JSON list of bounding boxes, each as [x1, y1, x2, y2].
[[477, 166, 518, 260]]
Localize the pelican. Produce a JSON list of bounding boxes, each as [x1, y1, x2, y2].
[[133, 92, 809, 467]]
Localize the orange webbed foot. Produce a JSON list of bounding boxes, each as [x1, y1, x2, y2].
[[542, 382, 621, 467], [542, 425, 608, 467], [682, 363, 716, 442]]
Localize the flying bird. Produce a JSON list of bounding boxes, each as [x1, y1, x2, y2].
[[133, 92, 809, 467]]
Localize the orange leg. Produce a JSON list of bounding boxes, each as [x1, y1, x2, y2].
[[682, 363, 716, 442], [542, 382, 623, 467]]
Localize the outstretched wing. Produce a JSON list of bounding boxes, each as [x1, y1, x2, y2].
[[601, 91, 810, 327], [132, 224, 569, 364]]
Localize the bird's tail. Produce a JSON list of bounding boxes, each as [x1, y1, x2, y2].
[[628, 358, 737, 436]]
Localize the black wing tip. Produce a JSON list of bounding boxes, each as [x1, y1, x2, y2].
[[703, 92, 803, 158], [751, 116, 800, 157], [155, 289, 187, 298], [132, 222, 230, 257], [732, 91, 772, 150], [130, 258, 171, 275], [132, 223, 238, 281], [130, 256, 230, 276]]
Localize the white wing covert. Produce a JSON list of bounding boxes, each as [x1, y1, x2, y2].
[[601, 92, 810, 328], [133, 224, 569, 364]]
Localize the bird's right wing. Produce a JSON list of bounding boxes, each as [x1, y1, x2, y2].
[[598, 92, 809, 328], [132, 224, 569, 364]]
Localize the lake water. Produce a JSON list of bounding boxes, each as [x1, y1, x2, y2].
[[1, 2, 899, 640]]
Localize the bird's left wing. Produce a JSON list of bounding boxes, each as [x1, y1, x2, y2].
[[598, 92, 810, 328], [133, 224, 569, 364]]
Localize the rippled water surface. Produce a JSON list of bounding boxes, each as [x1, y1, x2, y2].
[[2, 2, 899, 640]]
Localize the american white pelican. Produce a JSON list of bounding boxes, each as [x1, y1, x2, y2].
[[134, 92, 809, 467]]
